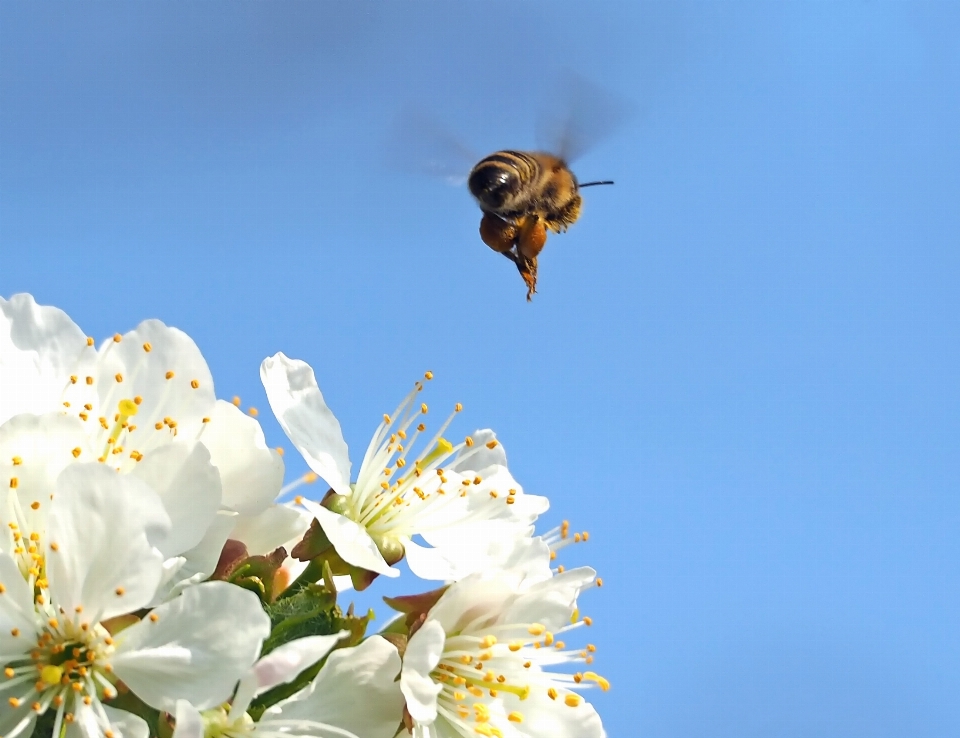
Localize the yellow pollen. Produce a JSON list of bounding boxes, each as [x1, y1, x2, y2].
[[232, 396, 241, 406], [12, 456, 22, 465], [455, 403, 463, 412], [86, 336, 94, 346], [63, 401, 71, 408], [9, 477, 18, 489], [528, 623, 546, 636], [86, 376, 94, 385], [112, 333, 122, 343], [9, 696, 23, 707], [508, 712, 523, 723], [149, 613, 159, 622], [420, 403, 428, 414], [142, 342, 152, 352], [190, 379, 199, 389], [596, 578, 604, 587], [247, 407, 258, 417], [202, 417, 210, 423], [31, 501, 40, 510], [486, 439, 498, 449], [133, 396, 142, 405], [557, 565, 565, 573], [115, 587, 125, 596], [417, 423, 426, 432], [547, 687, 558, 700], [276, 447, 284, 455], [50, 542, 59, 551], [480, 635, 497, 648], [465, 436, 474, 447], [584, 617, 593, 626], [383, 413, 391, 424], [165, 371, 175, 380], [424, 370, 434, 380], [114, 373, 123, 383], [70, 375, 77, 384], [564, 694, 582, 707], [155, 422, 163, 430]]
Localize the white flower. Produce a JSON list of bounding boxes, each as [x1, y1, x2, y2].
[[0, 463, 271, 738], [399, 564, 608, 738], [172, 635, 403, 738], [0, 293, 295, 577], [260, 353, 548, 583]]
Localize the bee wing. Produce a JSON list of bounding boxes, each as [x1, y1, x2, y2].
[[384, 105, 478, 186], [536, 72, 633, 164]]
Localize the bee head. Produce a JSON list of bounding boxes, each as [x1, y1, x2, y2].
[[468, 163, 518, 211]]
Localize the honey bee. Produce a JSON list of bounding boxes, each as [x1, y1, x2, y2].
[[468, 151, 613, 300], [390, 74, 626, 300]]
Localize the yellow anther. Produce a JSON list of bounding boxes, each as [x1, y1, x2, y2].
[[424, 370, 434, 380], [584, 616, 593, 626], [455, 403, 463, 412], [11, 456, 22, 465], [85, 376, 94, 385], [86, 336, 94, 346], [564, 694, 582, 707], [114, 373, 123, 383], [71, 448, 81, 458], [383, 414, 392, 424], [465, 436, 474, 447], [9, 477, 18, 489], [303, 472, 318, 483], [70, 375, 77, 384], [190, 379, 200, 389], [480, 635, 498, 648], [247, 407, 258, 417], [142, 342, 152, 352], [528, 623, 546, 636], [113, 333, 122, 343], [232, 396, 241, 406], [486, 439, 498, 449], [508, 712, 523, 723], [547, 687, 558, 700], [165, 371, 175, 380]]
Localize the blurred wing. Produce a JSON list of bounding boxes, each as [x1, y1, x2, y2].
[[384, 105, 478, 186], [536, 71, 633, 163]]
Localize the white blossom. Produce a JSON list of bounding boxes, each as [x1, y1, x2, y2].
[[261, 353, 548, 582], [399, 562, 608, 738], [0, 463, 270, 738]]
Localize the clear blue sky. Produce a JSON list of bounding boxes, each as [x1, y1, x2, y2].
[[3, 2, 960, 736]]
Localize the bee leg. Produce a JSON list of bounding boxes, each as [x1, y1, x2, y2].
[[479, 212, 519, 254], [515, 217, 546, 301]]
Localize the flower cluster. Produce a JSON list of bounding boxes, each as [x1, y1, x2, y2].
[[0, 294, 609, 738]]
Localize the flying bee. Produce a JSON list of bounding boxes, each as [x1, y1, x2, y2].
[[389, 73, 627, 300], [468, 151, 613, 300]]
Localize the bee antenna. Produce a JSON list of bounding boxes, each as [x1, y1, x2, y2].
[[579, 180, 615, 188]]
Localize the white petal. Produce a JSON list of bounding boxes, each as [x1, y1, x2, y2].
[[203, 400, 284, 515], [402, 539, 458, 581], [301, 499, 398, 577], [261, 354, 351, 496], [504, 567, 596, 630], [400, 620, 446, 724], [280, 636, 404, 738], [0, 709, 34, 738], [156, 511, 237, 600], [253, 632, 348, 695], [0, 413, 91, 533], [520, 690, 605, 738], [426, 574, 515, 635], [132, 442, 222, 557], [47, 464, 170, 621], [91, 320, 216, 446], [103, 706, 150, 738], [407, 530, 553, 583], [0, 294, 87, 424], [230, 502, 310, 556], [0, 551, 39, 643], [171, 701, 205, 738], [112, 581, 270, 711], [449, 429, 507, 472]]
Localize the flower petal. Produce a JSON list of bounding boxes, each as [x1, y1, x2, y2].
[[103, 706, 150, 738], [253, 632, 348, 695], [202, 400, 284, 515], [171, 701, 205, 738], [261, 353, 351, 496], [230, 502, 310, 556], [46, 464, 170, 621], [280, 636, 404, 738], [400, 620, 446, 724], [301, 499, 398, 577], [131, 442, 222, 557], [0, 551, 39, 646], [112, 581, 270, 711], [0, 293, 87, 424], [0, 413, 91, 534]]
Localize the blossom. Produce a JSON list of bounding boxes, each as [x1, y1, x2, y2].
[[0, 294, 298, 580], [398, 564, 608, 738], [172, 635, 403, 738], [260, 353, 548, 583], [0, 463, 271, 738]]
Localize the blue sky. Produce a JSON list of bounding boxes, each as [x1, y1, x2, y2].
[[3, 2, 960, 736]]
